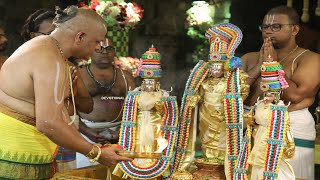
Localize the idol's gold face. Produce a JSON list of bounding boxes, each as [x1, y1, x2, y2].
[[142, 79, 159, 92], [263, 92, 275, 104], [263, 91, 281, 104], [210, 62, 224, 78]]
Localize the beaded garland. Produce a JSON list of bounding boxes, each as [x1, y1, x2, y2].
[[262, 105, 288, 180], [233, 126, 252, 180], [171, 60, 210, 172], [224, 68, 244, 179], [118, 91, 179, 179], [118, 91, 139, 153], [233, 107, 256, 180]]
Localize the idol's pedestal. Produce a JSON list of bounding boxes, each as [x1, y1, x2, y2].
[[192, 160, 226, 180]]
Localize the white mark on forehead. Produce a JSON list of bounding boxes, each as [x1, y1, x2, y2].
[[265, 15, 275, 25], [271, 15, 275, 24], [100, 39, 110, 47], [265, 15, 269, 24], [54, 62, 65, 104]]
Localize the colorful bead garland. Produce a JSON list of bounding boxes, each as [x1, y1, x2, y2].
[[262, 105, 288, 180], [233, 112, 254, 180], [172, 60, 210, 172], [224, 68, 244, 179], [118, 92, 179, 179]]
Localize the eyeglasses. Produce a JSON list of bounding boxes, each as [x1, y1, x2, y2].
[[259, 24, 293, 32], [35, 31, 51, 35], [95, 46, 116, 53]]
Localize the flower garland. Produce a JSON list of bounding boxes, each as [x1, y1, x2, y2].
[[118, 92, 179, 179], [79, 0, 143, 28], [117, 57, 140, 77], [262, 105, 288, 180], [224, 68, 244, 179], [172, 60, 210, 172], [185, 1, 214, 40]]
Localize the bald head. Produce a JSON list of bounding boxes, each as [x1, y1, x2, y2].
[[51, 6, 107, 60], [53, 6, 106, 34]]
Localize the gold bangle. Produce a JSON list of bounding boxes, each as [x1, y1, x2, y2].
[[86, 146, 95, 158], [86, 144, 102, 163]]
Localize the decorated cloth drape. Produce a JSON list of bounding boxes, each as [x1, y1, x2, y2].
[[0, 104, 58, 179]]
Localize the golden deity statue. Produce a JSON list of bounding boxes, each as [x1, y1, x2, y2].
[[235, 55, 295, 180], [172, 23, 249, 180], [113, 46, 179, 179]]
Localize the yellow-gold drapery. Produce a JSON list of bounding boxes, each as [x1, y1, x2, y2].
[[0, 105, 58, 179]]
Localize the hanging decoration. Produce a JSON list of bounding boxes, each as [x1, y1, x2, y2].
[[78, 0, 143, 57]]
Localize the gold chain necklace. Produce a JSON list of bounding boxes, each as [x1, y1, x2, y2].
[[50, 36, 66, 61], [279, 45, 299, 63]]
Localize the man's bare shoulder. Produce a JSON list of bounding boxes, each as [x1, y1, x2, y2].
[[8, 37, 59, 68], [304, 49, 320, 61], [296, 49, 320, 68]]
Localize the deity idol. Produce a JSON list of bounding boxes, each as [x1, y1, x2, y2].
[[234, 55, 295, 180], [113, 46, 179, 179], [171, 23, 249, 180]]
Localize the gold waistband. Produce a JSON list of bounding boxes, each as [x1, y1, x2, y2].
[[0, 103, 36, 126]]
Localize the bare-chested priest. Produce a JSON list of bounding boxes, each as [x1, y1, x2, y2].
[[77, 38, 135, 168], [0, 6, 132, 179], [242, 6, 320, 180]]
